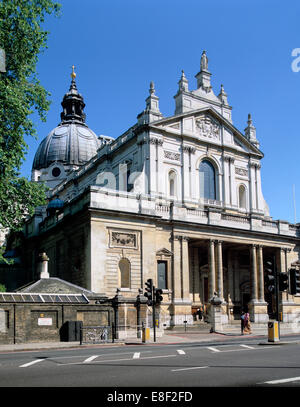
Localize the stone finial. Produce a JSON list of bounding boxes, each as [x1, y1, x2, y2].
[[247, 113, 253, 125], [178, 70, 189, 92], [244, 113, 259, 148], [218, 84, 229, 105], [149, 81, 155, 95]]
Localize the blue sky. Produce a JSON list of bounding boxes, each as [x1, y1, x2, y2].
[[21, 0, 300, 223]]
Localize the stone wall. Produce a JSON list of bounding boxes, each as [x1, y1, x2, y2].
[[0, 302, 114, 345]]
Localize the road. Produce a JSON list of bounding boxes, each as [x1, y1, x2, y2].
[[1, 337, 300, 389]]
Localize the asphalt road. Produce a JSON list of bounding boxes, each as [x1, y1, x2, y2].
[[1, 337, 300, 390]]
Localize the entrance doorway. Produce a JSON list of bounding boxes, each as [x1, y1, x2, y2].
[[242, 293, 250, 312]]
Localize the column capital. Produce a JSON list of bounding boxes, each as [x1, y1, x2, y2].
[[173, 234, 190, 242]]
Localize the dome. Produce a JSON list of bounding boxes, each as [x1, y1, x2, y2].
[[32, 67, 101, 171], [32, 123, 101, 170]]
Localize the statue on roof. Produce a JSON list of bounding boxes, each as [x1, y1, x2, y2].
[[201, 50, 208, 71]]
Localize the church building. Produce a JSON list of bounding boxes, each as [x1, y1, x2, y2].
[[22, 52, 300, 327]]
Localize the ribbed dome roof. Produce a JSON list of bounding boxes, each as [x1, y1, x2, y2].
[[32, 123, 101, 170], [32, 69, 101, 171]]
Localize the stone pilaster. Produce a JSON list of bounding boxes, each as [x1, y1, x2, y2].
[[216, 240, 224, 302], [250, 244, 258, 302], [208, 240, 216, 299], [258, 245, 264, 302]]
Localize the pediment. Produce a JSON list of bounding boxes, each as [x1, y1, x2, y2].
[[156, 248, 173, 257], [151, 107, 262, 157]]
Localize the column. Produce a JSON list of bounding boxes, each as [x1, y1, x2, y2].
[[182, 145, 190, 202], [193, 247, 200, 303], [149, 137, 158, 195], [216, 240, 224, 301], [156, 139, 164, 194], [172, 235, 182, 302], [250, 244, 258, 301], [208, 240, 216, 299], [181, 236, 190, 301], [249, 162, 257, 211], [223, 156, 231, 206], [229, 157, 236, 207], [227, 250, 234, 305], [234, 254, 240, 303], [258, 245, 265, 302]]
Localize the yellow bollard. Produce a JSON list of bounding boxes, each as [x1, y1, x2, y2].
[[142, 327, 150, 343], [268, 321, 279, 342]]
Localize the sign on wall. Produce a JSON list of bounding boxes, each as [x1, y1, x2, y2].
[[38, 318, 53, 326]]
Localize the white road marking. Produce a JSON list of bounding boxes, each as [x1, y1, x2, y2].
[[20, 359, 45, 368], [177, 350, 185, 355], [83, 355, 99, 363], [58, 354, 177, 366], [172, 366, 209, 372], [207, 347, 221, 352], [133, 352, 140, 359], [240, 345, 255, 349], [262, 376, 300, 385]]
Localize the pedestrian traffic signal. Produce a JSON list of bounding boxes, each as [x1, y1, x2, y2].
[[279, 272, 289, 292], [289, 268, 300, 295], [155, 288, 163, 304], [144, 278, 153, 305], [265, 260, 275, 293]]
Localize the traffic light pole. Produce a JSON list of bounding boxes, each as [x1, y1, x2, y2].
[[152, 286, 156, 342], [274, 256, 280, 338]]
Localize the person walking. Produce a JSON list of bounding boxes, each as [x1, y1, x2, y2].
[[241, 311, 245, 335], [243, 312, 252, 334]]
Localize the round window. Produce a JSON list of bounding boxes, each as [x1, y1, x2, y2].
[[52, 167, 61, 177]]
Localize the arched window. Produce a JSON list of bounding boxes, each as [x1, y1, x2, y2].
[[199, 160, 216, 200], [239, 185, 247, 209], [118, 258, 131, 288], [168, 170, 177, 197]]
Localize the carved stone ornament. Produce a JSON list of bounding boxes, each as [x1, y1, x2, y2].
[[164, 150, 181, 161], [111, 231, 137, 248], [195, 115, 220, 140], [149, 137, 163, 146], [235, 167, 248, 177]]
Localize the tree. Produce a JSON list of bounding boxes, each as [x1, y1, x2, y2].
[[0, 0, 61, 255]]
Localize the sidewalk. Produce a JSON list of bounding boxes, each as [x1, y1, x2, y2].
[[0, 326, 299, 352]]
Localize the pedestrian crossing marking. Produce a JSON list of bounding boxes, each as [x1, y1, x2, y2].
[[20, 359, 45, 368], [133, 352, 140, 359], [83, 355, 99, 363], [207, 347, 220, 352], [177, 350, 185, 354], [262, 376, 300, 384]]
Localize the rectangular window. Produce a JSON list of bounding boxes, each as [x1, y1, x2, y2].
[[157, 261, 167, 289]]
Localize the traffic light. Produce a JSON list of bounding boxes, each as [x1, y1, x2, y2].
[[155, 288, 163, 304], [279, 272, 289, 292], [265, 260, 275, 293], [289, 268, 300, 295], [144, 278, 153, 305]]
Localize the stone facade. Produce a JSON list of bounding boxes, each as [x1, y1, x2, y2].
[[7, 53, 300, 330]]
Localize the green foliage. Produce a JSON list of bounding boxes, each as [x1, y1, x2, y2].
[[0, 283, 6, 292], [0, 0, 61, 238]]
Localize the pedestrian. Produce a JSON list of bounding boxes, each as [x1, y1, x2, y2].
[[243, 312, 252, 334], [197, 307, 203, 321], [241, 311, 245, 335]]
